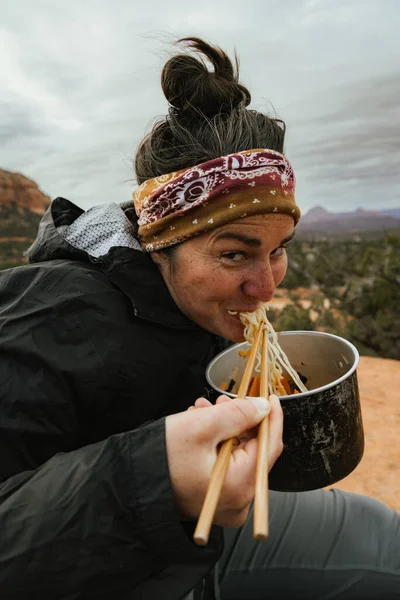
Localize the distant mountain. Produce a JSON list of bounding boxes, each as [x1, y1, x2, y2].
[[0, 169, 50, 268], [298, 206, 400, 233], [302, 206, 330, 223], [379, 208, 400, 220]]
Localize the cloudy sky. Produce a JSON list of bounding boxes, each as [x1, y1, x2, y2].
[[1, 0, 399, 214]]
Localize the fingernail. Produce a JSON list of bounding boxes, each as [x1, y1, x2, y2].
[[249, 396, 271, 415]]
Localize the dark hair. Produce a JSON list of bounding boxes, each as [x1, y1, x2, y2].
[[132, 37, 286, 253]]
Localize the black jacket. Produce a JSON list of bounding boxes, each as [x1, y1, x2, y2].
[[0, 198, 226, 599]]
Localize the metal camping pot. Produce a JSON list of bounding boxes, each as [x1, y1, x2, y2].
[[206, 331, 364, 492]]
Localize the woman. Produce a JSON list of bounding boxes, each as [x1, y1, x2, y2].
[[0, 37, 398, 600]]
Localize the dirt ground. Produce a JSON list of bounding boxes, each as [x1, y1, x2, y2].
[[330, 356, 400, 511]]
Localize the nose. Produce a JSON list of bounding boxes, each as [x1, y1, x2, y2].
[[241, 260, 276, 303]]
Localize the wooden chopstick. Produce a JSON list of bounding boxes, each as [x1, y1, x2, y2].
[[254, 327, 270, 540], [193, 321, 265, 546]]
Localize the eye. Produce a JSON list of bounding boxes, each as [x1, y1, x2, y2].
[[220, 251, 247, 263], [270, 245, 288, 257]]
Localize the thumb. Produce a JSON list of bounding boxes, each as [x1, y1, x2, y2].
[[204, 396, 271, 443]]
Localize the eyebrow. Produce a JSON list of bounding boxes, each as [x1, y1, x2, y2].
[[214, 232, 262, 247], [214, 231, 295, 247], [281, 233, 295, 245]]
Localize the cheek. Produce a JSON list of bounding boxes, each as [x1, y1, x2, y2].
[[177, 260, 222, 300], [186, 266, 239, 305], [272, 255, 288, 285], [198, 271, 236, 300]]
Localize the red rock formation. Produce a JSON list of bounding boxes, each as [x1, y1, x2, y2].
[[0, 169, 50, 215], [0, 169, 51, 267]]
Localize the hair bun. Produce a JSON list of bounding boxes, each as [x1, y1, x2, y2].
[[161, 37, 251, 118]]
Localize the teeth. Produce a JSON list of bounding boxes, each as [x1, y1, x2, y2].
[[228, 310, 238, 315]]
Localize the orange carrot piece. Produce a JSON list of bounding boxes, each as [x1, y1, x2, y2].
[[248, 375, 260, 397], [281, 376, 291, 395]]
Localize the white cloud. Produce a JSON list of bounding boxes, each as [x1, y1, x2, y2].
[[1, 0, 399, 213]]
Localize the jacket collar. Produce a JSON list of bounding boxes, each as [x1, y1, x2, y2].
[[98, 247, 199, 330], [27, 198, 202, 330]]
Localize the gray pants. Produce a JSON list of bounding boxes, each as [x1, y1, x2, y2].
[[217, 489, 400, 599]]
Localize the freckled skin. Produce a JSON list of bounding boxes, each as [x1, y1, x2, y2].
[[151, 214, 294, 342]]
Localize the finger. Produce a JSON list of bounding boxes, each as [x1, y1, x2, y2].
[[215, 394, 232, 405], [236, 425, 258, 444], [222, 436, 258, 508], [235, 394, 272, 443], [267, 394, 284, 468], [195, 396, 271, 445], [194, 397, 213, 408], [214, 504, 253, 528]]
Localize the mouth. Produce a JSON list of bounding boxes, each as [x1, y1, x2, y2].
[[227, 307, 261, 316]]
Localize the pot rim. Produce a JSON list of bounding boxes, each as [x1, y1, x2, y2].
[[206, 330, 360, 401]]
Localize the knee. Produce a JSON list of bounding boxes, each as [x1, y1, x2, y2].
[[331, 489, 400, 571]]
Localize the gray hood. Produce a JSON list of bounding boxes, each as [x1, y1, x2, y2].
[[26, 197, 143, 264]]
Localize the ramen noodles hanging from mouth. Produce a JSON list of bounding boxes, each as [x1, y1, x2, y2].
[[221, 305, 308, 397]]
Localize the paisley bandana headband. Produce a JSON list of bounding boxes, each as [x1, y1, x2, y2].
[[133, 148, 301, 252]]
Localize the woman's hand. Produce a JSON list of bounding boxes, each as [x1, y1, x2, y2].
[[165, 394, 283, 528]]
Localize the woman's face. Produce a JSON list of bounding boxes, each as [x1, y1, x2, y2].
[[151, 214, 294, 342]]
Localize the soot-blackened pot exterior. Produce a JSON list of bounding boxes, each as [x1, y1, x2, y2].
[[269, 370, 364, 491]]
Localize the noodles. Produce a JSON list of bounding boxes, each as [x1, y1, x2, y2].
[[240, 305, 308, 397]]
